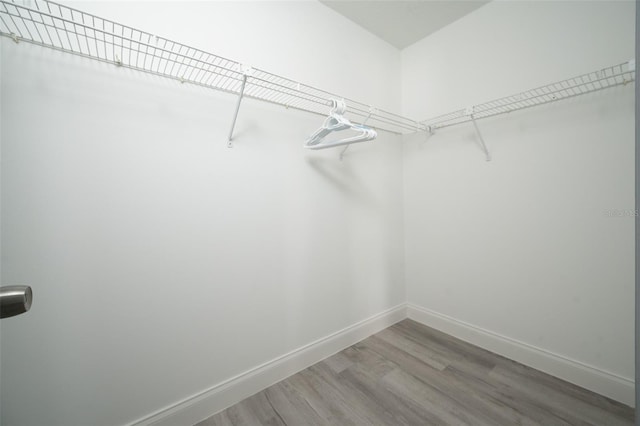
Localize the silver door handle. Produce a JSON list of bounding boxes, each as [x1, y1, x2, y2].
[[0, 286, 33, 319]]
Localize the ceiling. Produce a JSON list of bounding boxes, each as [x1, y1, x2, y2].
[[320, 1, 489, 50]]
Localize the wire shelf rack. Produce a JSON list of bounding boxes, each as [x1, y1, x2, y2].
[[0, 0, 426, 135], [422, 60, 636, 130]]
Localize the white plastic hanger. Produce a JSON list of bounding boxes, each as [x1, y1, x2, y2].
[[304, 99, 377, 150]]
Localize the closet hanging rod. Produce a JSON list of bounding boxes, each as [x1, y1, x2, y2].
[[0, 0, 426, 135], [422, 60, 635, 130]]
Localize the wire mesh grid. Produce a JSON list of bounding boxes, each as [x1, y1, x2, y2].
[[422, 61, 636, 130], [0, 0, 426, 134]]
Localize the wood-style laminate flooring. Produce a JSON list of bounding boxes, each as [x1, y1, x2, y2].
[[196, 319, 634, 426]]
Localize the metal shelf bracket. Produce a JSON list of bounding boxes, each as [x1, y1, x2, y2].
[[467, 106, 491, 162], [228, 64, 253, 148]]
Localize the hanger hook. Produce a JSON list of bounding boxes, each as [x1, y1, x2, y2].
[[330, 99, 347, 115]]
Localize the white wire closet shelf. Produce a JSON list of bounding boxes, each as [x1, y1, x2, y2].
[[0, 0, 426, 136], [422, 60, 636, 130]]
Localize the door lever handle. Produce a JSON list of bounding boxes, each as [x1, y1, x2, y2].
[[0, 286, 33, 319]]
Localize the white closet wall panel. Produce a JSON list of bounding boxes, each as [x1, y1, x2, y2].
[[0, 2, 405, 425], [402, 0, 635, 404]]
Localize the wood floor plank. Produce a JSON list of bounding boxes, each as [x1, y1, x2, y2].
[[489, 363, 633, 426], [240, 392, 287, 426], [339, 363, 446, 425], [364, 337, 534, 426], [195, 410, 234, 426], [223, 400, 272, 426], [197, 319, 634, 425], [334, 344, 395, 379], [443, 364, 581, 426], [493, 357, 634, 420], [381, 366, 493, 426], [328, 343, 451, 424], [287, 368, 366, 425], [262, 381, 326, 426], [375, 327, 450, 371], [306, 362, 405, 425], [392, 320, 501, 371], [322, 351, 354, 374]]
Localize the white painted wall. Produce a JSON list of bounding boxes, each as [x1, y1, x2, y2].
[[402, 0, 635, 404], [0, 2, 404, 426], [2, 0, 636, 424]]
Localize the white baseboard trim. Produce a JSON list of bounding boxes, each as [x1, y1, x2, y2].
[[129, 301, 633, 425], [129, 303, 408, 426], [407, 303, 635, 407]]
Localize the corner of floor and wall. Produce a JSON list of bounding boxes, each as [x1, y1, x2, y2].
[[0, 1, 636, 426]]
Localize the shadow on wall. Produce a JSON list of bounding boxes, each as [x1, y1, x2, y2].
[[305, 156, 377, 208]]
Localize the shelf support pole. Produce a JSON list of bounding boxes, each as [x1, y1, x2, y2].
[[228, 74, 247, 148], [228, 65, 252, 148], [466, 106, 491, 161]]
